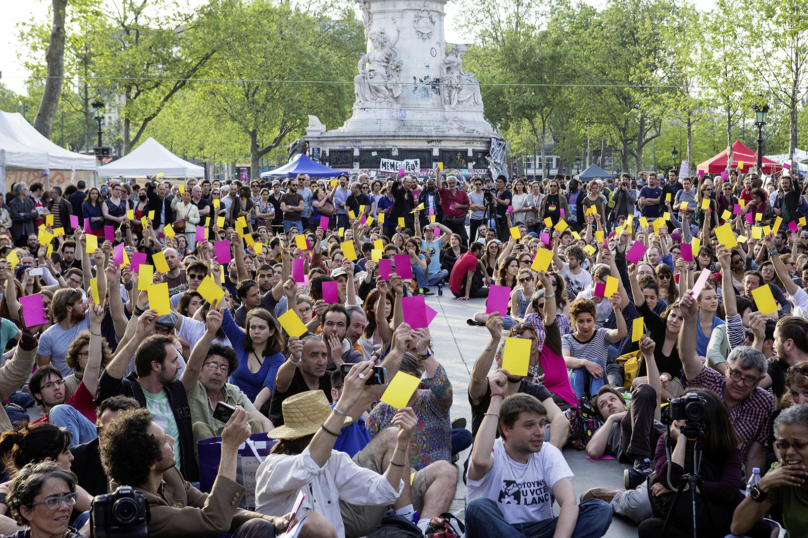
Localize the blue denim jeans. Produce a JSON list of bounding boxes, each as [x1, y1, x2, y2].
[[283, 220, 303, 234], [569, 361, 606, 399], [427, 269, 449, 286], [49, 404, 98, 446], [466, 497, 612, 538], [451, 428, 472, 456]]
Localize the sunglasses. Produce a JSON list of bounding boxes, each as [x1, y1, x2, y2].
[[519, 277, 533, 283], [788, 364, 808, 376]]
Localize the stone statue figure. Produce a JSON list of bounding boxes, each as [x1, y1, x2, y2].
[[441, 47, 483, 109], [355, 0, 373, 35], [354, 23, 404, 104]]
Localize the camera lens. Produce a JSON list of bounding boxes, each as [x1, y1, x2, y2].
[[685, 400, 705, 422], [112, 497, 139, 525]]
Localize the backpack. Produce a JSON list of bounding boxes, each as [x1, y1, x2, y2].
[[366, 510, 423, 538], [616, 349, 644, 389], [566, 396, 604, 449], [425, 513, 464, 538]]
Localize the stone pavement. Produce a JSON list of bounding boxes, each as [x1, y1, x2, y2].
[[425, 293, 638, 537]]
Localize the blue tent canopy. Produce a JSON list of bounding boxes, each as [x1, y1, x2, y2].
[[575, 164, 614, 181], [259, 153, 344, 178]]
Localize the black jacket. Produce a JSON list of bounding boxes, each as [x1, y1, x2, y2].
[[48, 197, 74, 235], [390, 181, 415, 225], [96, 371, 198, 482], [8, 196, 36, 243], [70, 437, 108, 496], [145, 182, 175, 228]]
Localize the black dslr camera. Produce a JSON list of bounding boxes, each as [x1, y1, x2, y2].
[[91, 486, 150, 538], [662, 392, 706, 424]]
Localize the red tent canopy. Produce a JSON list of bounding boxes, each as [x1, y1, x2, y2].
[[697, 141, 781, 175]]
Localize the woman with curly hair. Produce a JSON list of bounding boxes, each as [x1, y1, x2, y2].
[[495, 255, 519, 290], [359, 284, 394, 361], [5, 462, 84, 538]]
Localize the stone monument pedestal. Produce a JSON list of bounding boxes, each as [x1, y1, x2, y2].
[[305, 0, 498, 176]]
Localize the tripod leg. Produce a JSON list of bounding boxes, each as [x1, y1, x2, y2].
[[660, 480, 688, 538]]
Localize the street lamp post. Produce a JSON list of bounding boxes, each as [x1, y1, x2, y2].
[[672, 147, 679, 170], [754, 100, 769, 172], [91, 100, 105, 154]]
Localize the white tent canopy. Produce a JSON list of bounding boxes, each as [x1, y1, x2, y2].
[[97, 137, 204, 178], [0, 131, 49, 170], [0, 111, 96, 170], [767, 149, 808, 171]]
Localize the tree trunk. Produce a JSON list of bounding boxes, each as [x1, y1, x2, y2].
[[34, 0, 69, 138], [790, 90, 798, 166], [726, 102, 733, 169], [687, 111, 692, 175], [250, 129, 260, 180]]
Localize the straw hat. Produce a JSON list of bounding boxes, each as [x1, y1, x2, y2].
[[267, 390, 352, 440]]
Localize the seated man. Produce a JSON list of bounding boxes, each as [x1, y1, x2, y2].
[[449, 241, 489, 299], [100, 407, 299, 538], [269, 336, 333, 426], [179, 306, 272, 450], [465, 378, 613, 538]]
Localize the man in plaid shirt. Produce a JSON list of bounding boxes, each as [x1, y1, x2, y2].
[[678, 292, 775, 480]]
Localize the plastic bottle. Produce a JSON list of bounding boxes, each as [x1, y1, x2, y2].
[[438, 283, 443, 296], [745, 467, 761, 496]]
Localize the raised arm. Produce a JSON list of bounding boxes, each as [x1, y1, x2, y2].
[[717, 246, 737, 318], [606, 293, 627, 343], [82, 298, 107, 398], [468, 370, 508, 481], [179, 307, 221, 393], [105, 309, 158, 380], [105, 264, 128, 339], [468, 314, 504, 404], [766, 233, 800, 297], [374, 280, 393, 348], [678, 292, 703, 381]]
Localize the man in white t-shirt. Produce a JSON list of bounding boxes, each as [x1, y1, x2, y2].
[[552, 238, 593, 301], [465, 371, 612, 538]]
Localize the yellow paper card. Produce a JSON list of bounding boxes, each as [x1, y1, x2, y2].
[[438, 162, 444, 170], [417, 203, 425, 211], [372, 249, 383, 262], [339, 227, 345, 237], [755, 212, 763, 222], [502, 338, 532, 376], [739, 161, 744, 169], [46, 244, 52, 257], [544, 217, 553, 228], [555, 220, 568, 233], [152, 251, 170, 273], [86, 234, 98, 254], [38, 229, 53, 245], [398, 218, 406, 227], [236, 217, 247, 229], [359, 205, 365, 215], [374, 240, 384, 251], [367, 217, 374, 227], [773, 216, 783, 234], [149, 210, 155, 220], [722, 210, 731, 221], [752, 285, 778, 315], [141, 217, 149, 229], [7, 251, 19, 268], [348, 211, 356, 220], [510, 227, 521, 240], [53, 227, 64, 237], [714, 224, 737, 249], [701, 199, 710, 210], [244, 234, 255, 247], [604, 276, 619, 298], [532, 248, 554, 272], [127, 210, 134, 220], [801, 217, 806, 227], [295, 235, 308, 250], [752, 227, 762, 239], [681, 202, 688, 211], [90, 278, 100, 305], [763, 226, 771, 236], [342, 241, 357, 261], [639, 217, 648, 228], [615, 226, 624, 236], [632, 317, 644, 342], [178, 185, 185, 194], [148, 282, 171, 316], [255, 243, 263, 254], [139, 265, 153, 291], [740, 199, 746, 209], [197, 275, 225, 305], [378, 213, 385, 224], [584, 245, 597, 255], [155, 173, 164, 178], [595, 231, 604, 243], [380, 372, 422, 409], [278, 310, 308, 338], [217, 216, 225, 228], [429, 215, 436, 223], [667, 193, 672, 202], [213, 199, 220, 208], [572, 232, 581, 240], [663, 212, 670, 220], [737, 235, 748, 243], [691, 238, 701, 254], [46, 214, 53, 226], [164, 224, 175, 238]]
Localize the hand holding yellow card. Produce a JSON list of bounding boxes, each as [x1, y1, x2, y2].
[[278, 310, 308, 338], [544, 217, 553, 228], [752, 285, 778, 315], [341, 241, 357, 261], [138, 265, 153, 291], [532, 248, 553, 272], [604, 276, 619, 298], [380, 372, 421, 409], [555, 220, 568, 232], [510, 227, 521, 240], [152, 252, 170, 273], [90, 278, 100, 305], [295, 235, 308, 250], [714, 223, 737, 249], [632, 317, 644, 342], [197, 275, 225, 306], [502, 338, 531, 376], [85, 234, 98, 254], [148, 282, 171, 316]]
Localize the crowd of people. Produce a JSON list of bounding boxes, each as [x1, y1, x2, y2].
[[0, 166, 806, 538]]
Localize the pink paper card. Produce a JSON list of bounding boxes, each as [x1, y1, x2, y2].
[[784, 163, 792, 170], [320, 216, 329, 231], [104, 225, 114, 242], [699, 170, 705, 178], [196, 226, 206, 242], [680, 243, 693, 261], [69, 215, 79, 228], [733, 204, 741, 215], [594, 282, 606, 298], [625, 242, 648, 263], [322, 281, 339, 303], [789, 221, 799, 233], [721, 171, 727, 180], [112, 242, 125, 265], [84, 219, 91, 233], [486, 285, 511, 315], [215, 241, 232, 264], [20, 294, 48, 326], [561, 208, 565, 217], [744, 213, 754, 225], [393, 254, 413, 279], [449, 203, 455, 211], [586, 455, 615, 461], [507, 205, 514, 214], [426, 304, 438, 326], [360, 215, 367, 225], [378, 259, 392, 281], [402, 296, 428, 329], [292, 259, 305, 283], [398, 168, 406, 176], [540, 232, 550, 244], [691, 269, 712, 298], [130, 252, 147, 273]]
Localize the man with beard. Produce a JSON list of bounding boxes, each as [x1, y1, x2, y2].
[[59, 241, 82, 273], [281, 178, 305, 233], [37, 288, 92, 376], [334, 173, 351, 230], [162, 248, 188, 297], [268, 336, 332, 427], [145, 176, 175, 239], [96, 312, 199, 482], [345, 306, 367, 356], [180, 307, 272, 447]]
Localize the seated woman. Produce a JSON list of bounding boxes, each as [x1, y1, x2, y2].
[[6, 461, 85, 538], [731, 404, 808, 538]]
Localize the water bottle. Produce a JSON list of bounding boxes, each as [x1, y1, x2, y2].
[[437, 283, 443, 296], [745, 467, 761, 496]]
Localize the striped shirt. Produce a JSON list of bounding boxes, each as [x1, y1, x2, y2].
[[562, 327, 612, 366]]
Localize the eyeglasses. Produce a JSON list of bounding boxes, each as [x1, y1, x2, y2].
[[551, 281, 558, 287], [788, 364, 808, 376], [205, 362, 229, 373], [289, 184, 298, 187], [519, 277, 533, 283], [520, 259, 532, 264], [30, 492, 79, 511], [658, 274, 671, 280], [42, 379, 65, 391], [77, 352, 89, 359], [775, 439, 808, 451], [361, 186, 369, 190], [187, 273, 205, 280], [727, 368, 760, 386]]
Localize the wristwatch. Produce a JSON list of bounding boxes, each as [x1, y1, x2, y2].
[[749, 484, 768, 502]]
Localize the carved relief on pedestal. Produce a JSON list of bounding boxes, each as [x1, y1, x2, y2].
[[354, 22, 405, 105], [413, 8, 435, 40], [440, 44, 483, 109], [355, 0, 373, 35]]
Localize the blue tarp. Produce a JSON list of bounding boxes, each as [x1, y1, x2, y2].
[[576, 163, 614, 180], [259, 153, 343, 178]]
